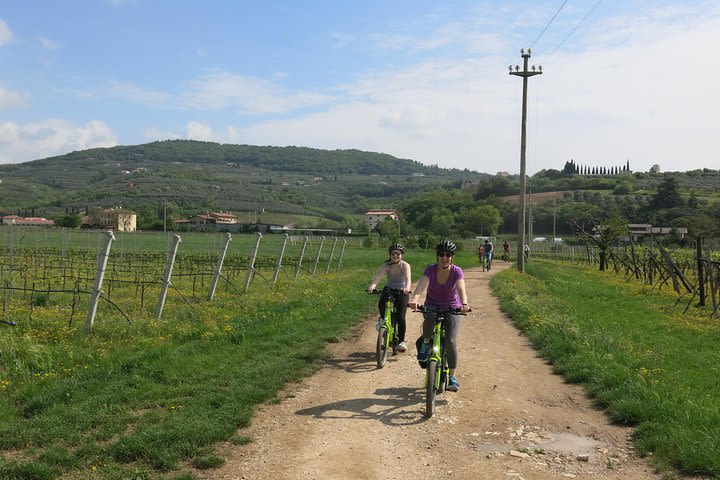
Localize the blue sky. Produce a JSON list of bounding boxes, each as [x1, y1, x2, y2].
[[1, 1, 718, 174]]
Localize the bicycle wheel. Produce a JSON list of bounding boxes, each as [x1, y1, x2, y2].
[[376, 327, 389, 368], [425, 359, 438, 417]]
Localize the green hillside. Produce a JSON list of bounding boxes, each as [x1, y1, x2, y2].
[[0, 140, 487, 224]]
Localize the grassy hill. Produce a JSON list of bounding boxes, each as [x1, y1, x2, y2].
[[0, 140, 488, 223]]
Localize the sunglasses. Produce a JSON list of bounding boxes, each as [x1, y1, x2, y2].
[[437, 252, 453, 258]]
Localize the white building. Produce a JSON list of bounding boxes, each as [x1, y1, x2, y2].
[[364, 209, 399, 230]]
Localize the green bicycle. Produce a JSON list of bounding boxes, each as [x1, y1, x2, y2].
[[370, 288, 402, 368], [481, 252, 490, 271], [417, 305, 469, 418]]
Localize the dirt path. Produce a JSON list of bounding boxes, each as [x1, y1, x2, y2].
[[198, 262, 661, 480]]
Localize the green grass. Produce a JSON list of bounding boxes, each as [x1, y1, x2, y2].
[[0, 252, 382, 478], [491, 260, 720, 478]]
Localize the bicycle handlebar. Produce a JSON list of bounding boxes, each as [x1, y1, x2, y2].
[[368, 287, 406, 295], [414, 305, 471, 315]]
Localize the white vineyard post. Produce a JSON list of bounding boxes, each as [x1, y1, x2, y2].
[[272, 233, 290, 288], [312, 236, 325, 275], [156, 234, 182, 320], [85, 230, 115, 331], [325, 237, 339, 274], [336, 239, 348, 271], [244, 232, 263, 292], [7, 228, 15, 300], [208, 232, 232, 300], [294, 236, 309, 278]]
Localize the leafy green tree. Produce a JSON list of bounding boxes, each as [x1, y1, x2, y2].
[[672, 214, 720, 240], [562, 160, 576, 175], [54, 213, 81, 228], [373, 217, 400, 239], [651, 176, 683, 209], [463, 205, 502, 236], [136, 205, 163, 231], [571, 213, 628, 271], [428, 210, 454, 236]]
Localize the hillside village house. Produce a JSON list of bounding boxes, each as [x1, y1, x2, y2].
[[82, 208, 137, 232], [626, 224, 688, 242], [186, 211, 238, 231], [364, 209, 399, 230], [0, 215, 54, 226]]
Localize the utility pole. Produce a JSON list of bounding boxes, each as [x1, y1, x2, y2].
[[509, 48, 542, 273]]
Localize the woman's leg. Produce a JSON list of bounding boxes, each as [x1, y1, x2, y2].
[[378, 291, 388, 318], [444, 314, 463, 370], [395, 293, 409, 342]]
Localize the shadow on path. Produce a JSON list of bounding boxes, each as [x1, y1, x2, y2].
[[294, 386, 442, 426]]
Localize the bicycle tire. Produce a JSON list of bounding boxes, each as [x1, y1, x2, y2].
[[425, 359, 438, 417], [376, 327, 389, 368]]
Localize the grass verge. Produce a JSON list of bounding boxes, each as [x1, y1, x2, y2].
[[491, 260, 720, 478], [0, 268, 378, 479]]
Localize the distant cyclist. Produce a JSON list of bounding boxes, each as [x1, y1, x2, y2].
[[502, 240, 511, 262], [409, 240, 470, 392], [479, 239, 494, 270], [367, 243, 412, 352]]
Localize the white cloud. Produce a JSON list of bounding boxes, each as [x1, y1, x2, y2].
[[39, 37, 60, 49], [108, 81, 170, 105], [0, 19, 11, 47], [0, 85, 30, 109], [143, 127, 180, 141], [184, 122, 214, 141], [181, 72, 334, 114], [0, 120, 117, 163]]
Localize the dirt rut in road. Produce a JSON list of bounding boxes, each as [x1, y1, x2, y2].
[[198, 262, 661, 480]]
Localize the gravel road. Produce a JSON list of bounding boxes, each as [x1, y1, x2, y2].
[[197, 262, 661, 480]]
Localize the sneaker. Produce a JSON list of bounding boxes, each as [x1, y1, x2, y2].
[[447, 375, 460, 392], [375, 318, 384, 331], [417, 341, 431, 362], [397, 341, 407, 352]]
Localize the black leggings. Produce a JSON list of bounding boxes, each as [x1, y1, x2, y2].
[[378, 290, 409, 342]]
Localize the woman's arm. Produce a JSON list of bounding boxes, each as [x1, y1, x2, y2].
[[403, 262, 412, 293], [367, 263, 387, 292], [456, 277, 470, 312], [408, 274, 429, 309]]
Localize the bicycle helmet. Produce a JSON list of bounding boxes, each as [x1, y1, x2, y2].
[[435, 239, 457, 254], [388, 243, 405, 254]]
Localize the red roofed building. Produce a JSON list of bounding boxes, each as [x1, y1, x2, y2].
[[1, 215, 54, 226], [364, 209, 399, 230]]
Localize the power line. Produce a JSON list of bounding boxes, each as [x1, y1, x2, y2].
[[530, 0, 568, 48], [546, 0, 603, 57]]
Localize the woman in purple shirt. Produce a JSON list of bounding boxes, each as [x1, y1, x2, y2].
[[408, 239, 470, 392]]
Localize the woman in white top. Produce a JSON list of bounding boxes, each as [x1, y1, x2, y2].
[[367, 243, 412, 351]]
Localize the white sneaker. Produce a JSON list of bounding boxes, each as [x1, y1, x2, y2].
[[397, 342, 407, 352]]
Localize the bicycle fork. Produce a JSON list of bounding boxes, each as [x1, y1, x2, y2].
[[425, 325, 446, 391]]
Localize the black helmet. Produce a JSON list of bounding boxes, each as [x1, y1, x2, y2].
[[388, 243, 405, 254], [435, 239, 457, 254]]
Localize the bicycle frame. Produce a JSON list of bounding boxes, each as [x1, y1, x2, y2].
[[371, 288, 402, 368], [418, 306, 460, 417], [426, 311, 449, 391]]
